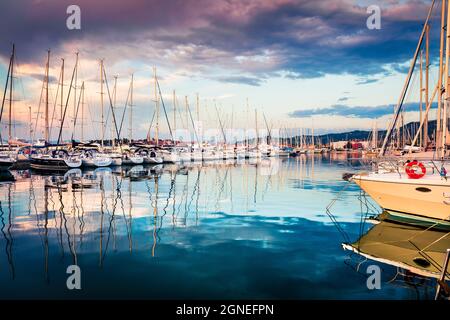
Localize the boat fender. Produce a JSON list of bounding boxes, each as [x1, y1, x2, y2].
[[405, 161, 426, 179]]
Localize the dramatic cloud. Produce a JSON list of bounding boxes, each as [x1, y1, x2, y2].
[[0, 0, 441, 139], [0, 0, 440, 81], [289, 102, 438, 119]]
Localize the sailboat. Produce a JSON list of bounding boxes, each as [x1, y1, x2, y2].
[[150, 68, 180, 164], [350, 1, 450, 228], [363, 121, 379, 156], [121, 73, 143, 165], [102, 74, 122, 166], [30, 50, 82, 171], [0, 45, 17, 170]]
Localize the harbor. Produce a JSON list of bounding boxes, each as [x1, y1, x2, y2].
[[0, 0, 449, 304], [0, 154, 446, 299]]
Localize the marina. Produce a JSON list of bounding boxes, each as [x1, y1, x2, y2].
[[0, 0, 449, 305], [0, 154, 446, 299]]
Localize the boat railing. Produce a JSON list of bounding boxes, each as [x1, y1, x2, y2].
[[371, 156, 449, 179]]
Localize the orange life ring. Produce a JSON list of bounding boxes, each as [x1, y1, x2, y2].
[[405, 161, 426, 179]]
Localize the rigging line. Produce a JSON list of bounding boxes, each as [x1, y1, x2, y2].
[[102, 67, 122, 149], [86, 95, 99, 140], [71, 82, 85, 141], [33, 75, 45, 142], [0, 52, 12, 125], [156, 77, 174, 140], [407, 240, 448, 276], [325, 181, 352, 244], [186, 98, 200, 144], [176, 96, 187, 130], [118, 78, 132, 139], [380, 0, 436, 155], [215, 103, 227, 144], [103, 77, 118, 141], [146, 108, 156, 142], [57, 56, 78, 145], [48, 65, 63, 140]]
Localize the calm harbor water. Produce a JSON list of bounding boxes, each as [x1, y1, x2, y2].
[[0, 154, 441, 299]]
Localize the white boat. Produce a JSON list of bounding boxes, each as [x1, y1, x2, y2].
[[350, 1, 450, 228], [80, 151, 112, 167], [277, 147, 291, 157], [351, 168, 450, 227], [0, 151, 16, 170], [122, 153, 144, 165], [191, 150, 203, 162], [30, 151, 82, 171], [108, 153, 123, 166], [236, 147, 247, 159], [82, 155, 112, 167], [246, 148, 261, 159], [137, 149, 163, 164], [179, 149, 192, 162], [144, 151, 163, 164], [223, 149, 236, 160]]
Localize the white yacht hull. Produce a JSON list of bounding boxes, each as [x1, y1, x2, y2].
[[162, 152, 180, 163], [122, 155, 144, 165], [179, 152, 192, 162], [82, 156, 112, 167], [352, 174, 450, 222]]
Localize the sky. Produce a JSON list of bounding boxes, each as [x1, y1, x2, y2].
[[0, 0, 442, 141]]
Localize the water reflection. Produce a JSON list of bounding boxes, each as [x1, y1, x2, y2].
[[1, 155, 435, 299], [345, 220, 450, 277]]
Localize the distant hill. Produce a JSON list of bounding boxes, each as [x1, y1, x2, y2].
[[282, 120, 438, 144]]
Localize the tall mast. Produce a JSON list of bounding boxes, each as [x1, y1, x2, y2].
[[246, 98, 249, 148], [153, 67, 159, 145], [379, 0, 436, 156], [8, 44, 14, 144], [81, 79, 85, 142], [419, 50, 423, 148], [424, 24, 430, 150], [29, 106, 32, 143], [173, 89, 176, 137], [44, 49, 50, 143], [436, 1, 446, 152], [112, 75, 117, 147], [68, 54, 79, 141], [196, 93, 200, 121], [61, 58, 64, 132], [185, 96, 189, 143], [196, 92, 200, 146], [255, 108, 258, 147], [100, 59, 104, 148], [129, 73, 134, 143], [74, 52, 78, 122], [442, 0, 450, 157], [374, 121, 378, 149]]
